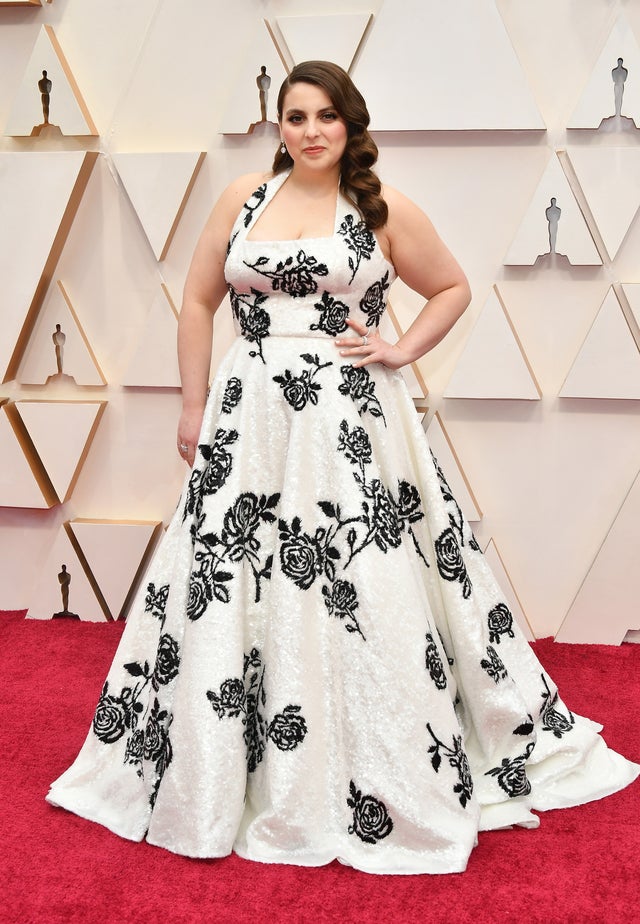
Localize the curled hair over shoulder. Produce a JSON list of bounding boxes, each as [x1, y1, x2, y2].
[[272, 61, 388, 230]]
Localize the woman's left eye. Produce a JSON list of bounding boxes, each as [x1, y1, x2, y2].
[[322, 112, 338, 121]]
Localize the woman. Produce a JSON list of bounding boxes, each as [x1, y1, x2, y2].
[[47, 61, 638, 875]]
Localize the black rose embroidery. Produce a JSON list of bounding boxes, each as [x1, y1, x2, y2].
[[426, 723, 474, 808], [245, 250, 329, 298], [93, 682, 127, 744], [338, 214, 376, 283], [485, 743, 534, 798], [337, 419, 372, 472], [347, 780, 394, 844], [278, 519, 322, 590], [359, 271, 390, 328], [229, 285, 271, 362], [487, 603, 515, 644], [396, 481, 423, 525], [144, 582, 169, 620], [273, 354, 332, 411], [368, 479, 402, 553], [187, 571, 211, 621], [322, 579, 365, 640], [425, 632, 448, 690], [338, 365, 386, 423], [221, 377, 242, 414], [267, 705, 308, 751], [223, 493, 263, 558], [540, 674, 575, 738], [311, 291, 349, 336], [183, 428, 239, 524], [152, 633, 180, 689], [242, 184, 266, 228], [124, 728, 144, 766], [480, 645, 508, 684], [220, 678, 246, 712], [434, 528, 472, 599]]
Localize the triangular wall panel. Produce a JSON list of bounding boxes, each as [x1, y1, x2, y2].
[[220, 21, 288, 133], [426, 412, 482, 523], [17, 280, 106, 385], [69, 519, 162, 620], [483, 539, 535, 642], [275, 14, 372, 72], [504, 155, 602, 265], [622, 283, 640, 344], [351, 0, 544, 130], [4, 25, 97, 136], [122, 285, 181, 387], [26, 525, 106, 622], [556, 470, 640, 644], [0, 150, 99, 383], [568, 13, 640, 129], [112, 152, 206, 261], [12, 400, 106, 503], [566, 147, 640, 260], [0, 403, 50, 508], [444, 286, 541, 399], [559, 288, 640, 399]]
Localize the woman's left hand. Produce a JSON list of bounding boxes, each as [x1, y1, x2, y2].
[[335, 318, 408, 370]]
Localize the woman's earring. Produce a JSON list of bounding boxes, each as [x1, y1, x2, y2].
[[280, 140, 287, 154]]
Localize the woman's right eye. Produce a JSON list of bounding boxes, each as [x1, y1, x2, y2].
[[288, 115, 303, 124]]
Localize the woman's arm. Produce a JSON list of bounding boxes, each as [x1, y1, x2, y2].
[[177, 173, 265, 465], [336, 184, 471, 369]]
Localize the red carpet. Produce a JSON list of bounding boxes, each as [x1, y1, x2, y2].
[[2, 609, 639, 924]]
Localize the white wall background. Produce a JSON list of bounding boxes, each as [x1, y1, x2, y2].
[[0, 0, 639, 640]]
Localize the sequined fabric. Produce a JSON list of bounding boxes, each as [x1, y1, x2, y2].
[[47, 171, 639, 874]]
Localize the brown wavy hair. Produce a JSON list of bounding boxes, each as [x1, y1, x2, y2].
[[272, 61, 388, 230]]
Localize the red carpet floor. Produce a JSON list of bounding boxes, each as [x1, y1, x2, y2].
[[2, 609, 640, 924]]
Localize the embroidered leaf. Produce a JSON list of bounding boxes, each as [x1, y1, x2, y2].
[[318, 501, 337, 519], [124, 662, 146, 677]]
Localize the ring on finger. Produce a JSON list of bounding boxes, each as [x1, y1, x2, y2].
[[179, 443, 189, 454], [361, 334, 369, 347]]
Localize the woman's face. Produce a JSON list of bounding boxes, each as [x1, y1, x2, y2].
[[280, 82, 348, 173]]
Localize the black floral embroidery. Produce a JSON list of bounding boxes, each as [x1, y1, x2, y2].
[[278, 515, 339, 590], [426, 724, 474, 808], [480, 645, 508, 684], [425, 632, 448, 690], [338, 214, 376, 284], [337, 419, 372, 475], [431, 450, 471, 551], [434, 527, 472, 599], [152, 634, 180, 690], [485, 742, 535, 798], [310, 291, 349, 336], [513, 715, 535, 736], [338, 365, 386, 424], [93, 682, 129, 744], [229, 285, 271, 362], [359, 270, 390, 328], [245, 249, 329, 298], [347, 781, 393, 844], [221, 377, 242, 414], [144, 582, 169, 620], [273, 353, 333, 411], [540, 674, 575, 738], [188, 490, 280, 614], [206, 648, 308, 772], [322, 579, 364, 640], [487, 603, 515, 644], [242, 184, 267, 228], [183, 428, 239, 525]]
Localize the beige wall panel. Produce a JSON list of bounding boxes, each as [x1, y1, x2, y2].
[[219, 21, 287, 133], [556, 470, 640, 644], [559, 288, 640, 400], [622, 283, 640, 339], [17, 280, 106, 386], [568, 13, 640, 129], [112, 152, 206, 261], [566, 147, 640, 261], [26, 524, 106, 621], [4, 25, 97, 135], [274, 13, 372, 72], [426, 412, 482, 523], [13, 399, 106, 503], [0, 406, 49, 508], [0, 150, 98, 383], [122, 286, 181, 388], [351, 0, 544, 130], [483, 538, 534, 642], [68, 519, 162, 620], [504, 154, 601, 265], [444, 286, 541, 400]]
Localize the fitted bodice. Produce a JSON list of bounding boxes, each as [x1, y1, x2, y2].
[[224, 171, 396, 341]]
